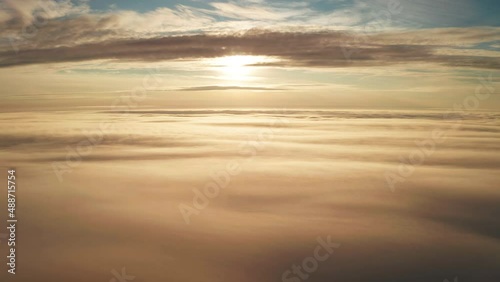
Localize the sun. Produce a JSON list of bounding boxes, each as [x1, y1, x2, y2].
[[210, 55, 275, 82], [212, 55, 258, 81]]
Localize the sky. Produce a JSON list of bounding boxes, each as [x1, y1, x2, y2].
[[0, 0, 499, 110]]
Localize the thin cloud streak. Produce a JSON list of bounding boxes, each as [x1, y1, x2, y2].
[[177, 85, 286, 91]]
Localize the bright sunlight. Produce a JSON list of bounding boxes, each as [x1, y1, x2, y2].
[[210, 55, 276, 81]]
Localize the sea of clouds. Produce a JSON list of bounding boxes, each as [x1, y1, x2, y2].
[[0, 109, 499, 281]]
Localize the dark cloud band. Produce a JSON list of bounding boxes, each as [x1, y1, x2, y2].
[[1, 29, 499, 69]]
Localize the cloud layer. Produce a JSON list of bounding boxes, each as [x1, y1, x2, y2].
[[0, 0, 498, 70], [1, 109, 500, 281], [1, 28, 500, 70]]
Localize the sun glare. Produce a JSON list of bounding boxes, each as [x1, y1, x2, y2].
[[211, 55, 275, 81]]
